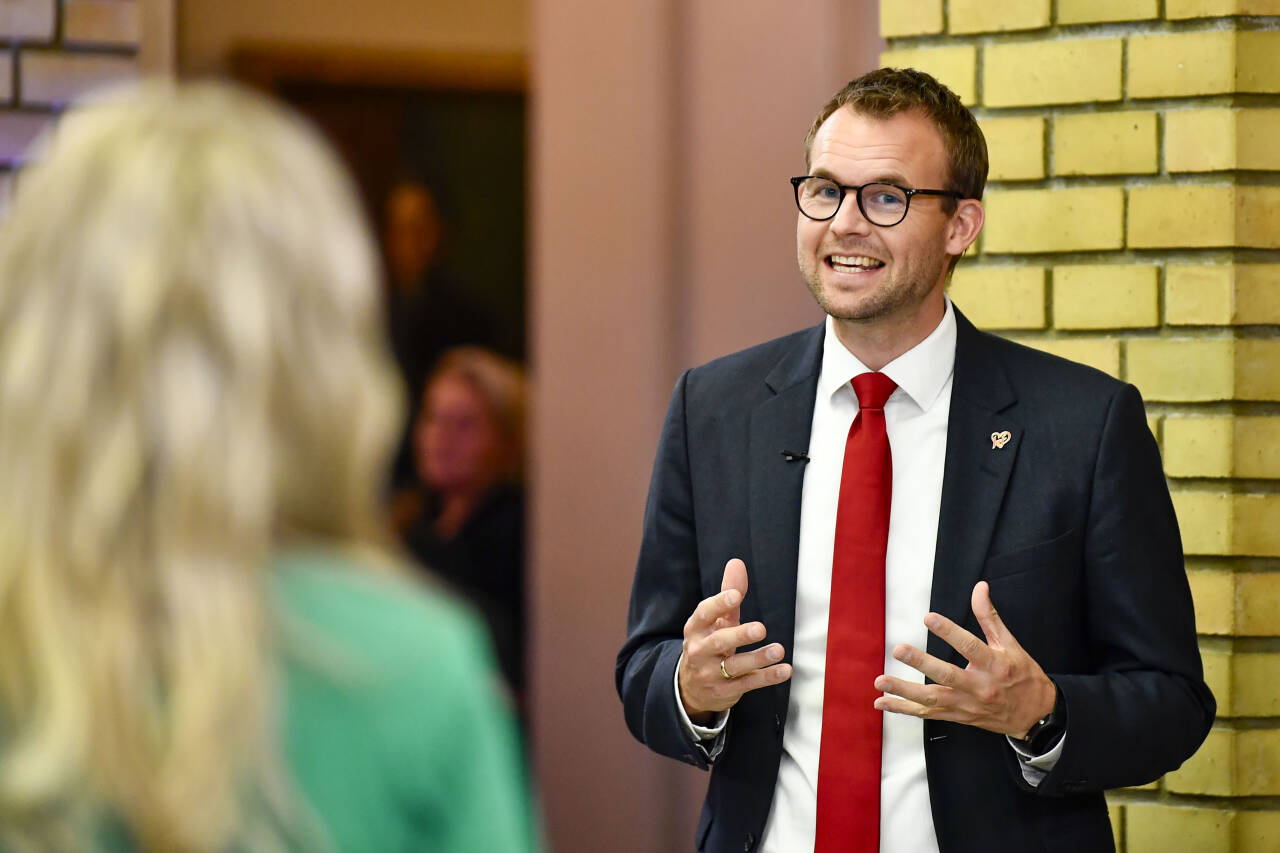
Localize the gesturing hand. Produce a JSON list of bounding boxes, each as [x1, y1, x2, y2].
[[678, 558, 793, 725], [872, 581, 1056, 738]]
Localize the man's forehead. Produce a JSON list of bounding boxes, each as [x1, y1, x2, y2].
[[809, 107, 947, 178]]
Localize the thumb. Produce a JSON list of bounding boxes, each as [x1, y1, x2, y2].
[[720, 558, 748, 626], [721, 558, 748, 596], [971, 580, 1010, 647]]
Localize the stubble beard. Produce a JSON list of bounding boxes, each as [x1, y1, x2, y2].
[[799, 247, 948, 325]]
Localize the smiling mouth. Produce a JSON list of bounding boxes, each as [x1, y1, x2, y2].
[[828, 254, 886, 274]]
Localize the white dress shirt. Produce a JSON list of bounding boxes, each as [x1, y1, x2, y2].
[[676, 299, 1062, 852]]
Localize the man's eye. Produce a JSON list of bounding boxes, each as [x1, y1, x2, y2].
[[870, 192, 905, 207]]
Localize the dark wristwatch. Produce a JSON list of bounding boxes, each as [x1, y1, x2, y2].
[[1016, 683, 1066, 755]]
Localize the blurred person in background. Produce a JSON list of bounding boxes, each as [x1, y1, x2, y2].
[[381, 178, 495, 506], [0, 81, 537, 853], [404, 347, 526, 702]]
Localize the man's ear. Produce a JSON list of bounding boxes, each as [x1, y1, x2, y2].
[[945, 198, 984, 256]]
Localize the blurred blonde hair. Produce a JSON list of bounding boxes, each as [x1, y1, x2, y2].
[[0, 80, 403, 851], [425, 346, 526, 484]]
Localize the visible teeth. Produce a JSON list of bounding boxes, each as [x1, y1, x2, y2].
[[830, 254, 884, 269]]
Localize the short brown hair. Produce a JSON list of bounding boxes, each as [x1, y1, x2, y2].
[[804, 67, 988, 210]]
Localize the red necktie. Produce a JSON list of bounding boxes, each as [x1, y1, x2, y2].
[[815, 371, 897, 853]]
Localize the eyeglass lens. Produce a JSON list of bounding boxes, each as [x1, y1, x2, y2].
[[796, 177, 908, 225]]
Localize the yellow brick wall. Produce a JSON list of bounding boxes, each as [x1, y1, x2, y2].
[[0, 1, 169, 201], [884, 4, 1280, 850]]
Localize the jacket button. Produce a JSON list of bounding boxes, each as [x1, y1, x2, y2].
[[744, 831, 756, 851], [774, 714, 782, 731]]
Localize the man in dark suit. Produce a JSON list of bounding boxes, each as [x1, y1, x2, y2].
[[616, 68, 1214, 853]]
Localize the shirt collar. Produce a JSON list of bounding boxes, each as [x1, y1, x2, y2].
[[817, 296, 957, 413]]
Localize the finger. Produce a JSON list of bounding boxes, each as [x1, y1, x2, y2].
[[720, 558, 748, 627], [874, 693, 949, 721], [924, 612, 993, 668], [873, 674, 948, 708], [687, 587, 742, 635], [720, 661, 792, 697], [890, 643, 968, 688], [705, 621, 767, 657], [971, 581, 1014, 649], [723, 642, 785, 676]]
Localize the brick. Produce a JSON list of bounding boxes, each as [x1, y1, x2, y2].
[[19, 51, 139, 108], [880, 46, 976, 105], [1164, 416, 1234, 478], [1234, 653, 1280, 717], [1177, 496, 1280, 558], [1168, 728, 1235, 795], [1128, 31, 1235, 98], [1017, 337, 1120, 376], [1059, 0, 1158, 24], [1167, 264, 1280, 326], [0, 0, 54, 41], [64, 1, 141, 47], [1054, 111, 1157, 176], [1130, 31, 1280, 98], [979, 116, 1043, 181], [984, 38, 1122, 107], [1187, 566, 1236, 634], [984, 187, 1123, 253], [1235, 416, 1280, 478], [1125, 803, 1234, 853], [1167, 0, 1280, 16], [1167, 108, 1236, 173], [948, 0, 1049, 34], [1237, 572, 1280, 633], [1126, 339, 1234, 402], [0, 112, 52, 165], [1238, 32, 1280, 94], [1174, 491, 1232, 555], [1163, 416, 1280, 480], [1053, 264, 1157, 329], [1200, 649, 1233, 716], [1237, 340, 1280, 401], [949, 266, 1045, 329], [1238, 187, 1280, 250], [1237, 730, 1280, 795], [880, 0, 943, 37], [1235, 494, 1280, 556], [1236, 265, 1280, 324], [1165, 265, 1234, 326], [1236, 810, 1280, 853], [1167, 109, 1280, 173], [1128, 185, 1235, 250]]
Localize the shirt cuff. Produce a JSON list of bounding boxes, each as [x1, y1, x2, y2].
[[1007, 730, 1066, 787], [674, 651, 729, 759]]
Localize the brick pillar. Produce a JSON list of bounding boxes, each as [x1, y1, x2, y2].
[[0, 1, 173, 200], [882, 2, 1280, 851]]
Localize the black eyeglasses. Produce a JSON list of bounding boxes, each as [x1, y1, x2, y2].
[[790, 176, 963, 227]]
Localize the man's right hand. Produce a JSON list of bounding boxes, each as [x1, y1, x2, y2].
[[678, 558, 793, 725]]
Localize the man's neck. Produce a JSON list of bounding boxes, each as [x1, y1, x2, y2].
[[831, 297, 946, 371]]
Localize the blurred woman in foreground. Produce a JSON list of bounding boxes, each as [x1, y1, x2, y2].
[[0, 81, 537, 853]]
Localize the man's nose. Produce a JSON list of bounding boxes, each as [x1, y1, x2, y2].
[[829, 190, 874, 236]]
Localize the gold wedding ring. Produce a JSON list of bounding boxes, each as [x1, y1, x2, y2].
[[721, 659, 736, 680]]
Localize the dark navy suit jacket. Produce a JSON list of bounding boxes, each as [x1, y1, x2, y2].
[[616, 309, 1215, 853]]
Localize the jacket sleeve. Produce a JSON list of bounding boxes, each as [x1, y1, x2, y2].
[[1030, 382, 1216, 795], [615, 370, 716, 770]]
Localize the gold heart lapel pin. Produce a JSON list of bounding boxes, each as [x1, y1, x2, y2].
[[990, 430, 1012, 450]]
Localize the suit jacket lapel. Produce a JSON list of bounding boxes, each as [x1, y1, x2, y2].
[[748, 325, 823, 680], [928, 309, 1021, 666]]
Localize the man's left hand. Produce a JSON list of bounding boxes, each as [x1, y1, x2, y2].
[[873, 580, 1056, 739]]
